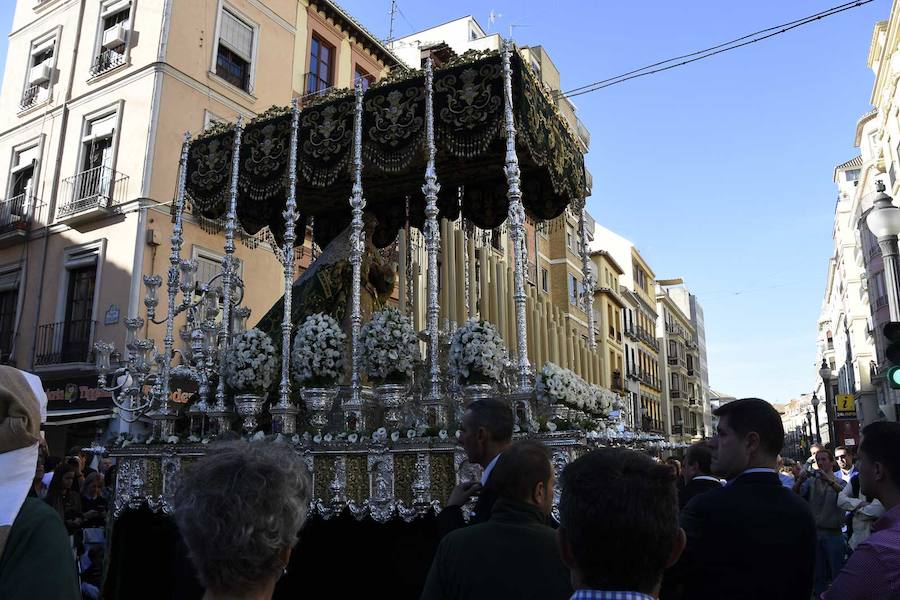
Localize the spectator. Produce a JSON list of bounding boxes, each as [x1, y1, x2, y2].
[[28, 456, 45, 498], [679, 442, 722, 510], [45, 463, 83, 535], [835, 446, 857, 484], [666, 457, 685, 492], [98, 455, 113, 476], [665, 398, 816, 599], [102, 463, 117, 502], [41, 455, 61, 491], [422, 440, 571, 600], [174, 440, 310, 600], [794, 448, 846, 596], [67, 445, 97, 478], [825, 422, 900, 599], [0, 365, 79, 599], [807, 442, 824, 473], [837, 471, 884, 552], [777, 456, 795, 488], [437, 399, 513, 536], [557, 447, 684, 598], [81, 472, 108, 529]]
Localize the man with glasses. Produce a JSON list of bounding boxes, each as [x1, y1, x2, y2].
[[835, 446, 857, 484]]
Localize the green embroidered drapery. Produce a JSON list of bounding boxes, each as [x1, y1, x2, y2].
[[184, 50, 586, 249]]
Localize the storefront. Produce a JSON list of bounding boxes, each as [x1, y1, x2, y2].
[[42, 377, 115, 457]]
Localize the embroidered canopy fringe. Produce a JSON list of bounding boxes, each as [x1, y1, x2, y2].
[[184, 50, 586, 250]]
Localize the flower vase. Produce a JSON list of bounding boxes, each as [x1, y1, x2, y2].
[[301, 386, 338, 433], [462, 382, 496, 406], [234, 393, 265, 434], [374, 383, 407, 431]]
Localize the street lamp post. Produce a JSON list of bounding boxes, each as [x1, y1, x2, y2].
[[805, 409, 814, 449], [810, 393, 823, 445], [818, 360, 837, 446], [866, 179, 900, 321]]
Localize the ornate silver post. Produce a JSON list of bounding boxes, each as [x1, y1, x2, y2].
[[210, 118, 243, 433], [421, 58, 445, 426], [271, 99, 301, 436], [343, 80, 367, 431], [151, 133, 192, 439], [578, 200, 596, 348], [501, 40, 531, 391]]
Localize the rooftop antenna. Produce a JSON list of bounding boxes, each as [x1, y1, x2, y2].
[[388, 0, 397, 43]]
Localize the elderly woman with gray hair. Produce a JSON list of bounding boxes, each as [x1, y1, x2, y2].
[[174, 440, 310, 600]]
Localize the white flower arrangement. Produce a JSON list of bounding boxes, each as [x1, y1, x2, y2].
[[291, 313, 346, 386], [223, 328, 279, 394], [449, 318, 509, 384], [536, 362, 616, 419], [359, 308, 421, 383]]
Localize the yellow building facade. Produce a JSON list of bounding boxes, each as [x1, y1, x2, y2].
[[657, 287, 702, 444], [631, 249, 663, 433]]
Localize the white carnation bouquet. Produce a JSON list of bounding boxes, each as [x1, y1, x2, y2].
[[223, 328, 279, 394], [536, 362, 579, 406], [359, 308, 421, 384], [291, 313, 346, 386], [449, 318, 509, 384]]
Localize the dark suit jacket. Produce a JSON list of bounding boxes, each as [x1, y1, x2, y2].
[[421, 499, 572, 600], [663, 471, 816, 600], [678, 476, 723, 510], [436, 480, 498, 538]]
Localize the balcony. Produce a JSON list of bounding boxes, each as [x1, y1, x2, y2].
[[90, 48, 126, 77], [0, 195, 36, 247], [19, 84, 47, 111], [35, 319, 96, 367], [626, 366, 641, 381], [59, 166, 128, 225], [625, 324, 639, 341], [671, 389, 683, 399], [672, 423, 684, 436]]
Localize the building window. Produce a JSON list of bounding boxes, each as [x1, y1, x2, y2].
[[193, 247, 243, 293], [5, 144, 40, 229], [874, 271, 888, 309], [91, 0, 131, 76], [21, 34, 56, 110], [540, 267, 549, 293], [568, 274, 578, 306], [215, 8, 254, 92], [354, 66, 374, 91], [308, 34, 334, 95], [0, 270, 19, 362], [846, 169, 860, 185], [67, 113, 117, 213]]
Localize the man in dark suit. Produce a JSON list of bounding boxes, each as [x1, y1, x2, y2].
[[679, 441, 722, 510], [436, 399, 512, 537], [663, 398, 816, 600], [421, 440, 571, 600]]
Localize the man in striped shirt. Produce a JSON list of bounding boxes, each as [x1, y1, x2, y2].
[[556, 448, 685, 600]]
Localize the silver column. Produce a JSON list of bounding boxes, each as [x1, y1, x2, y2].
[[578, 200, 596, 348], [501, 40, 531, 390], [271, 100, 301, 435], [211, 117, 243, 427], [422, 58, 445, 423], [344, 80, 367, 430]]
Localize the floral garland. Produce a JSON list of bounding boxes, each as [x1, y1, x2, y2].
[[291, 313, 346, 386], [536, 361, 616, 419], [223, 328, 279, 394], [449, 318, 509, 384], [359, 308, 421, 384]]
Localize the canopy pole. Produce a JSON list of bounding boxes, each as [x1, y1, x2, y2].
[[578, 199, 596, 348], [422, 57, 446, 426], [345, 79, 367, 431], [501, 39, 531, 392], [210, 117, 243, 432], [271, 99, 301, 435]]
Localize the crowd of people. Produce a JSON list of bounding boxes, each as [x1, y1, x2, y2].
[[2, 358, 900, 599]]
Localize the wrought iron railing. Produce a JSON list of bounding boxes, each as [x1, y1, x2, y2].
[[19, 84, 45, 111], [35, 319, 96, 365], [59, 166, 128, 219], [90, 48, 126, 77], [0, 194, 35, 233]]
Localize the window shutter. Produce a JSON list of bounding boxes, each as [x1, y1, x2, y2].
[[102, 0, 131, 19], [14, 146, 39, 169], [32, 37, 55, 57], [219, 11, 253, 62], [88, 114, 116, 138]]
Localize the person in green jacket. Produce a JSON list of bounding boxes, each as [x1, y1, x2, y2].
[[421, 439, 572, 600], [0, 365, 79, 600]]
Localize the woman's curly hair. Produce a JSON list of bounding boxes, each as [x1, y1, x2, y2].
[[174, 440, 310, 595]]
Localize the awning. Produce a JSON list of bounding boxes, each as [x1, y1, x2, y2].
[[45, 408, 114, 427]]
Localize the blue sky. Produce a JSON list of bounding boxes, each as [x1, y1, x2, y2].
[[0, 1, 885, 403]]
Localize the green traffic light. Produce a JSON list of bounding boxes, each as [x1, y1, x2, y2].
[[889, 366, 900, 390]]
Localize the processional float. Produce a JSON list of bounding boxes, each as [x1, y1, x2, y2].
[[96, 43, 667, 523]]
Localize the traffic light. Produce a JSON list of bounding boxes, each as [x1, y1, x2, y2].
[[883, 322, 900, 389]]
